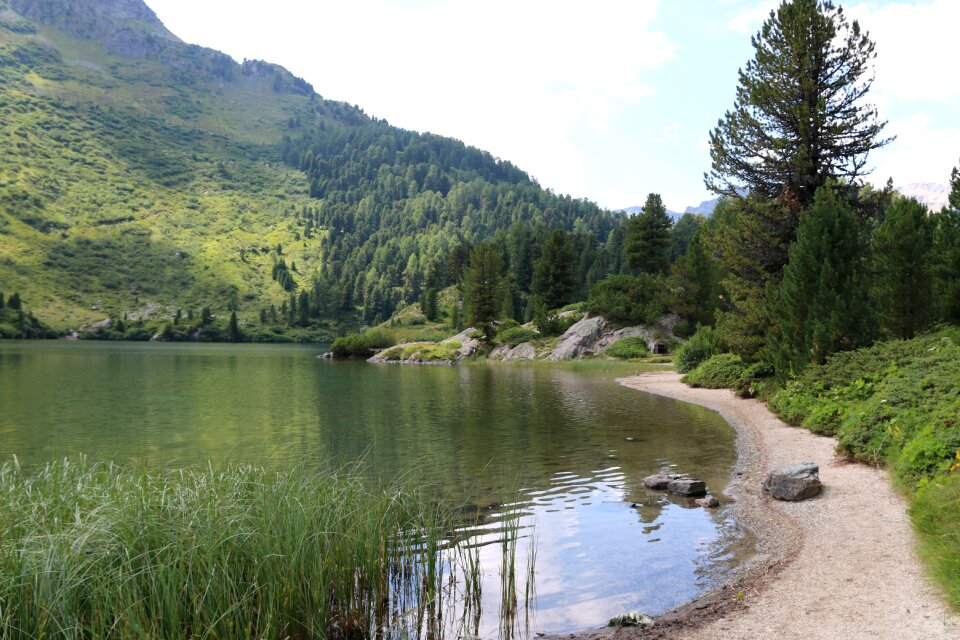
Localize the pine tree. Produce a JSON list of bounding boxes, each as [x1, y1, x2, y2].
[[7, 293, 21, 310], [932, 162, 960, 323], [228, 311, 241, 342], [771, 183, 872, 374], [297, 290, 310, 326], [531, 229, 575, 310], [462, 242, 505, 339], [0, 292, 4, 310], [625, 194, 672, 275], [871, 197, 934, 339], [670, 228, 723, 326], [706, 0, 890, 207], [421, 287, 438, 322], [201, 307, 212, 325]]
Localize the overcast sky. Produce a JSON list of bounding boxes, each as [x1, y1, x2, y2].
[[146, 0, 959, 212]]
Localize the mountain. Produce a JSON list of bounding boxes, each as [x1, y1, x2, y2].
[[896, 183, 951, 212], [683, 197, 721, 216], [617, 206, 684, 221], [0, 0, 622, 333]]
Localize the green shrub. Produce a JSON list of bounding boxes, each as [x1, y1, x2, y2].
[[911, 473, 960, 609], [603, 337, 650, 360], [672, 319, 694, 339], [675, 325, 722, 373], [682, 353, 746, 389], [330, 328, 396, 358], [496, 326, 538, 348], [586, 274, 664, 326]]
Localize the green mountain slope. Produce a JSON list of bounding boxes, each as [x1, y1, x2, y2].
[[0, 0, 623, 334]]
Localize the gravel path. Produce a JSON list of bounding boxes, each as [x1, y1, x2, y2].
[[612, 372, 959, 640]]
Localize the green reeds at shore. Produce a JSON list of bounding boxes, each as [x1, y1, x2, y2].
[[0, 458, 521, 639]]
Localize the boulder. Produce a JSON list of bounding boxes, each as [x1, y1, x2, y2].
[[548, 316, 605, 361], [762, 463, 822, 501], [643, 473, 682, 490], [608, 611, 654, 628], [667, 478, 707, 496], [695, 496, 720, 508]]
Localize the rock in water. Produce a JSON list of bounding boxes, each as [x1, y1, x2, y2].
[[763, 463, 822, 501], [643, 473, 682, 490], [696, 496, 720, 508], [608, 611, 654, 628], [667, 478, 707, 496]]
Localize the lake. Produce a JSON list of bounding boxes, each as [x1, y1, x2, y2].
[[0, 341, 747, 637]]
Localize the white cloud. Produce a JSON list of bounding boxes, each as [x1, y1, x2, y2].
[[849, 0, 960, 104], [728, 1, 779, 34], [147, 0, 675, 200]]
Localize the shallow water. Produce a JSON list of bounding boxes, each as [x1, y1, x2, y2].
[[0, 341, 748, 636]]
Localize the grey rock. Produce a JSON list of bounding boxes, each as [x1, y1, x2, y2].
[[608, 611, 654, 628], [762, 463, 822, 501], [695, 496, 720, 508], [668, 478, 707, 496], [643, 473, 682, 490], [548, 316, 605, 361]]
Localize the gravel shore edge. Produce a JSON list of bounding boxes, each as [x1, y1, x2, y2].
[[555, 371, 959, 640]]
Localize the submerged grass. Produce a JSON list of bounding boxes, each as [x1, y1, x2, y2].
[[0, 458, 529, 639]]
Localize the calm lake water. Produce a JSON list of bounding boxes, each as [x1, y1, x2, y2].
[[0, 341, 747, 637]]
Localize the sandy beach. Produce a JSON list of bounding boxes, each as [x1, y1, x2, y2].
[[569, 371, 959, 639]]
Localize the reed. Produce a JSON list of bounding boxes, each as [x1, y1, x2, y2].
[[0, 457, 528, 640]]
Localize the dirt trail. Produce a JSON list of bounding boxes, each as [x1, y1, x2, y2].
[[609, 372, 959, 640]]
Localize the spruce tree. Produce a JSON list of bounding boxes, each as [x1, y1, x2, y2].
[[462, 242, 505, 339], [7, 293, 21, 310], [771, 183, 872, 374], [625, 193, 672, 275], [706, 0, 890, 207], [870, 197, 934, 339], [531, 229, 575, 310], [297, 290, 310, 326], [201, 307, 212, 325], [0, 292, 4, 310]]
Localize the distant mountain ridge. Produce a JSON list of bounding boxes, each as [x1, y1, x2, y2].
[[617, 195, 721, 220], [896, 182, 951, 212]]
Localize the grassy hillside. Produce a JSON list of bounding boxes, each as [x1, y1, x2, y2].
[[0, 0, 625, 337]]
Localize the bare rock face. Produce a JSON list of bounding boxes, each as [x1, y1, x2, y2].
[[491, 342, 536, 362], [12, 0, 178, 42], [763, 463, 822, 501], [548, 316, 605, 361]]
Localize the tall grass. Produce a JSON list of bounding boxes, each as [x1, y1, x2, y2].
[[0, 458, 531, 640]]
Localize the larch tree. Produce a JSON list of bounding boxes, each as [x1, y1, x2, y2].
[[706, 0, 891, 208]]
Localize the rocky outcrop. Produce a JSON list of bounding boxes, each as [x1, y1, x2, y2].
[[546, 313, 681, 361], [547, 316, 605, 361], [489, 341, 537, 362], [763, 463, 822, 501], [12, 0, 178, 42], [368, 328, 484, 365]]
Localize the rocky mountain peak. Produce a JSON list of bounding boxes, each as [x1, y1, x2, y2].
[[10, 0, 178, 43]]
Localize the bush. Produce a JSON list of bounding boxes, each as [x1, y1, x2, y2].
[[586, 274, 664, 326], [682, 353, 746, 389], [496, 326, 538, 348], [672, 319, 694, 339], [330, 328, 396, 358], [675, 325, 722, 373], [603, 337, 650, 359]]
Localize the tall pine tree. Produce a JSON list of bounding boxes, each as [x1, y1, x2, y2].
[[932, 162, 960, 323], [771, 183, 872, 374], [706, 0, 890, 207], [870, 197, 934, 339], [462, 242, 506, 339], [531, 229, 575, 310], [625, 193, 672, 275]]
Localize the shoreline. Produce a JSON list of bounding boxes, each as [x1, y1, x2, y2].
[[559, 371, 958, 639]]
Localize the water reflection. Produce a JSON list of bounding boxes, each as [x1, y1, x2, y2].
[[0, 341, 748, 637]]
